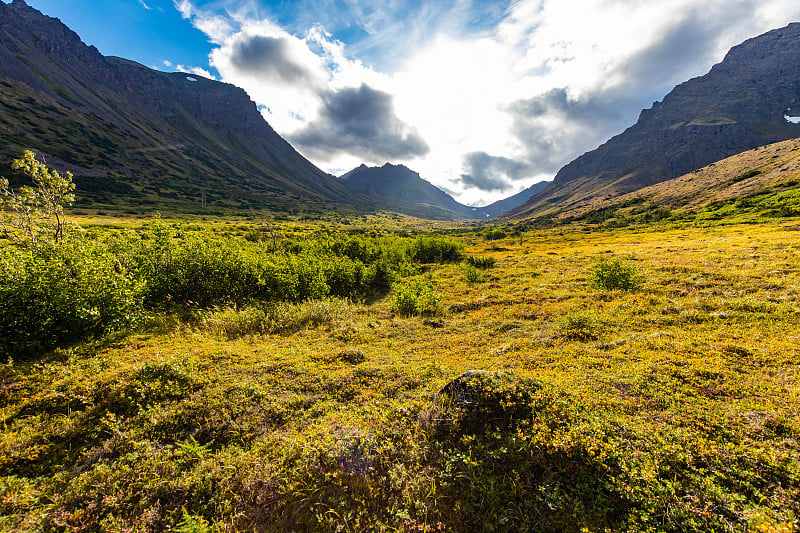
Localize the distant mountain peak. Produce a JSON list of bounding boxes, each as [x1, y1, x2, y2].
[[340, 163, 481, 219], [340, 163, 550, 220]]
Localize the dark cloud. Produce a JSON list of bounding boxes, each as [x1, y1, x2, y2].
[[289, 84, 429, 162], [614, 6, 744, 99], [229, 35, 316, 85], [508, 89, 626, 175], [459, 152, 534, 192], [511, 88, 621, 123]]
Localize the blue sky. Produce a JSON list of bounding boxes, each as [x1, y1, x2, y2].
[[17, 0, 800, 206], [20, 0, 211, 69]]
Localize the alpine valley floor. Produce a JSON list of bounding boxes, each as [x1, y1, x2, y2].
[[1, 217, 799, 532]]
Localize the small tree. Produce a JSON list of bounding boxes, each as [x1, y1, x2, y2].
[[0, 150, 75, 247]]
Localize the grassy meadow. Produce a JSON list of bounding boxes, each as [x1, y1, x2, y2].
[[1, 214, 799, 531]]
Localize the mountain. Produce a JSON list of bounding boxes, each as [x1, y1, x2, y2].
[[339, 163, 551, 220], [0, 0, 359, 213], [578, 138, 800, 217], [509, 23, 800, 220], [340, 163, 488, 219]]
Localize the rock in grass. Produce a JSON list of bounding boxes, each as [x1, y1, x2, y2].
[[336, 348, 367, 364], [436, 371, 543, 434], [438, 370, 493, 405]]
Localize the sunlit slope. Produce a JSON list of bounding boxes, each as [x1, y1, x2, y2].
[[565, 138, 800, 219]]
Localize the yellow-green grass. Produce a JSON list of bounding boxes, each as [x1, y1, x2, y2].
[[1, 221, 798, 531]]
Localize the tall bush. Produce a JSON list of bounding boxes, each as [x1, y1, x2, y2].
[[0, 240, 142, 357], [409, 236, 463, 263]]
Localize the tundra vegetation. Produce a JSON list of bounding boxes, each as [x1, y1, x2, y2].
[[0, 155, 799, 532]]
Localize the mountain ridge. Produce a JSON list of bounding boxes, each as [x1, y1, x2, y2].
[[0, 0, 360, 213], [508, 22, 800, 220], [339, 163, 551, 220], [339, 163, 487, 219]]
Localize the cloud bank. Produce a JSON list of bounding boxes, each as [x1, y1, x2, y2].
[[174, 0, 800, 205]]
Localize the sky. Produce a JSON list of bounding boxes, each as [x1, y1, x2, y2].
[[17, 0, 800, 206]]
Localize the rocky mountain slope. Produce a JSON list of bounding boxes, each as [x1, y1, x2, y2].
[[509, 23, 800, 220], [0, 0, 359, 213], [582, 138, 800, 216]]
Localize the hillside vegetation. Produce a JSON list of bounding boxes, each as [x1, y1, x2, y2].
[[569, 138, 800, 219], [1, 207, 798, 531]]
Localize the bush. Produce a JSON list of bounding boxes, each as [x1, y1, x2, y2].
[[391, 280, 442, 316], [409, 236, 463, 263], [464, 255, 496, 269], [463, 264, 486, 283], [124, 222, 396, 308], [0, 239, 142, 357], [557, 312, 601, 341], [588, 257, 642, 291], [483, 229, 507, 241]]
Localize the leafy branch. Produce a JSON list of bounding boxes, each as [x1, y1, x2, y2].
[[0, 150, 75, 248]]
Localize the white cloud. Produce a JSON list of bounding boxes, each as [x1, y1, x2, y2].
[[138, 0, 152, 10], [175, 64, 216, 79], [176, 0, 800, 206]]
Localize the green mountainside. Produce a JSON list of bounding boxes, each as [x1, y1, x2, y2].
[[0, 0, 361, 214]]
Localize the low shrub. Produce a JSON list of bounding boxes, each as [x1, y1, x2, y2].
[[391, 280, 442, 316], [464, 255, 496, 269], [462, 264, 486, 283], [557, 312, 601, 341], [589, 257, 642, 291], [483, 229, 507, 241], [409, 236, 463, 263], [124, 221, 398, 308]]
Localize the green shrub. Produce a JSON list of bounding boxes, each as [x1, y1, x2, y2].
[[409, 236, 463, 263], [464, 255, 496, 269], [463, 264, 486, 283], [557, 312, 601, 341], [125, 222, 394, 308], [391, 280, 442, 316], [483, 229, 507, 241], [0, 239, 142, 357], [588, 257, 642, 291]]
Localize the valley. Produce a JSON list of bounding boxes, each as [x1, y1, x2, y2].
[[1, 1, 799, 531]]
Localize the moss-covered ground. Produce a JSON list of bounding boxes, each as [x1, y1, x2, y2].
[[1, 219, 798, 532]]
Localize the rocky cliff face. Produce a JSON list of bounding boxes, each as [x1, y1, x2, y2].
[[509, 23, 800, 219], [0, 0, 357, 212]]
